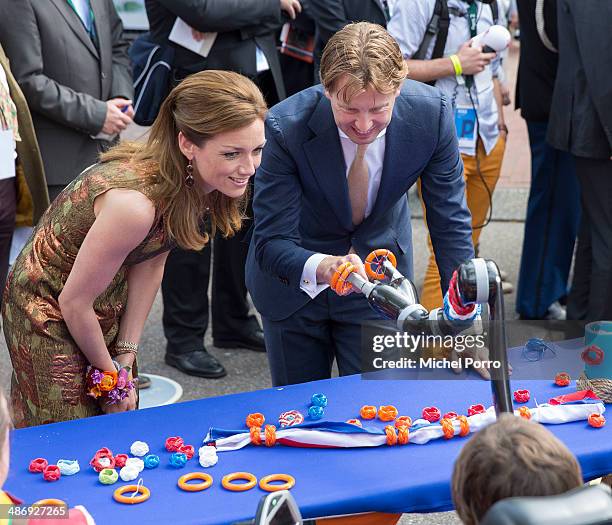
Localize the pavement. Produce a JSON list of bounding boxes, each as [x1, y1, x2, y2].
[[0, 45, 530, 524]]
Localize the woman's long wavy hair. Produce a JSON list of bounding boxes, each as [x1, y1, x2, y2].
[[100, 70, 267, 250]]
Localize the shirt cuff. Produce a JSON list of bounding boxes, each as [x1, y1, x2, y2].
[[300, 253, 330, 299]]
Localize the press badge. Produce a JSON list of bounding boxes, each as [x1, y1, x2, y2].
[[454, 105, 477, 150]]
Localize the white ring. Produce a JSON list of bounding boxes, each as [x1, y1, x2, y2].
[[472, 258, 490, 304]]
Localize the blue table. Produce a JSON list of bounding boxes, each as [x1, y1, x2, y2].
[[6, 350, 612, 524]]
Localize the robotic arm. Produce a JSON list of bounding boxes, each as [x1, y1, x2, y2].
[[330, 250, 513, 414]]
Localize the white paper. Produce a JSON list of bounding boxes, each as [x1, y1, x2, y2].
[[169, 18, 217, 58], [0, 128, 16, 180]]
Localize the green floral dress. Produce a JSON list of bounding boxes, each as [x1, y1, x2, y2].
[[2, 161, 174, 427]]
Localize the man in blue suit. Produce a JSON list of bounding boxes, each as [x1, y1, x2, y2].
[[246, 22, 473, 386]]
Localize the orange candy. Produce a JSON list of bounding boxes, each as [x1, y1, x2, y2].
[[378, 405, 399, 422], [360, 405, 377, 420]]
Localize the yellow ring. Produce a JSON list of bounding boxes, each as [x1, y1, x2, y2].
[[259, 473, 296, 492], [113, 484, 151, 504], [33, 499, 67, 507], [222, 472, 257, 492], [178, 472, 214, 492]]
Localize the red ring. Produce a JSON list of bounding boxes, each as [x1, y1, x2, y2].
[[165, 436, 184, 452], [581, 345, 605, 366], [513, 389, 530, 403], [555, 372, 571, 387], [442, 411, 458, 420], [43, 465, 61, 482], [29, 458, 48, 473], [422, 406, 441, 423], [588, 413, 606, 428], [467, 404, 486, 417]]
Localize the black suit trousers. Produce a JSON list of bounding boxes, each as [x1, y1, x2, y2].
[[567, 157, 612, 321]]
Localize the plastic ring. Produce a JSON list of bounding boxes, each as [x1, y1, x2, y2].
[[222, 472, 257, 492], [457, 415, 470, 437], [365, 249, 397, 280], [385, 425, 398, 446], [442, 412, 458, 420], [395, 416, 412, 429], [582, 345, 605, 366], [588, 413, 606, 428], [422, 406, 441, 423], [360, 405, 377, 420], [264, 425, 277, 447], [378, 405, 398, 422], [441, 418, 455, 439], [335, 263, 355, 295], [259, 474, 295, 492], [514, 389, 530, 403], [246, 413, 265, 428], [33, 499, 67, 507], [113, 484, 151, 504], [311, 393, 328, 407], [250, 426, 262, 446], [555, 372, 571, 387], [29, 458, 49, 473], [99, 468, 119, 485], [330, 262, 351, 292], [178, 472, 213, 492], [397, 426, 409, 445]]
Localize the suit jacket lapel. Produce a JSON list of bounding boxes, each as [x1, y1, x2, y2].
[[303, 96, 353, 231], [49, 0, 99, 59], [372, 0, 388, 20], [366, 111, 421, 222]]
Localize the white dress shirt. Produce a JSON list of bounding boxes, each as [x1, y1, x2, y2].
[[71, 0, 93, 32], [388, 0, 501, 156], [299, 127, 387, 299]]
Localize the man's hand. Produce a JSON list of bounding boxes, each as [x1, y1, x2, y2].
[[280, 0, 301, 19], [456, 41, 496, 75], [316, 254, 367, 294], [101, 98, 133, 135], [100, 387, 137, 414]]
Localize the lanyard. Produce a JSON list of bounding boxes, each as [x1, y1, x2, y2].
[[467, 0, 479, 38]]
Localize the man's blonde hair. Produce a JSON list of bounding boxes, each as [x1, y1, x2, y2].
[[319, 22, 408, 102]]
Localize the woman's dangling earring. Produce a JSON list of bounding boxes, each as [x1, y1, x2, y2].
[[185, 160, 195, 187]]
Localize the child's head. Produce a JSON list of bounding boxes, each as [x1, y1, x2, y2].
[[452, 414, 583, 525], [0, 390, 11, 487]]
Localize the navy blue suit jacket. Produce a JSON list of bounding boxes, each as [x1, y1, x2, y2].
[[246, 81, 473, 321]]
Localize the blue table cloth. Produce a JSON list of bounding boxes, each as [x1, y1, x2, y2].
[[6, 348, 612, 524]]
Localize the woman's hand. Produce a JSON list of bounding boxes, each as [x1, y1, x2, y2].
[[100, 388, 137, 414]]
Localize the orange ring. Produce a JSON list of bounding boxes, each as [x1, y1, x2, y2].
[[457, 415, 470, 437], [441, 418, 455, 439], [395, 416, 412, 429], [259, 473, 296, 492], [385, 425, 397, 445], [222, 472, 257, 492], [246, 413, 265, 428], [360, 405, 377, 419], [397, 426, 409, 445], [178, 472, 213, 492], [378, 405, 398, 422], [264, 425, 277, 447], [335, 263, 355, 296], [365, 249, 397, 280], [33, 499, 67, 507], [250, 426, 262, 446], [588, 413, 606, 428], [113, 484, 151, 504], [330, 262, 351, 292], [518, 406, 531, 420]]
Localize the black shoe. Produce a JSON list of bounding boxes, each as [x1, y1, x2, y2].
[[165, 349, 227, 378], [137, 374, 152, 390], [214, 328, 266, 352]]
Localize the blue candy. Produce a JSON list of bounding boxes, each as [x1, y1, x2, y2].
[[169, 452, 188, 468], [143, 454, 160, 469], [311, 393, 328, 407], [308, 405, 324, 420]]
